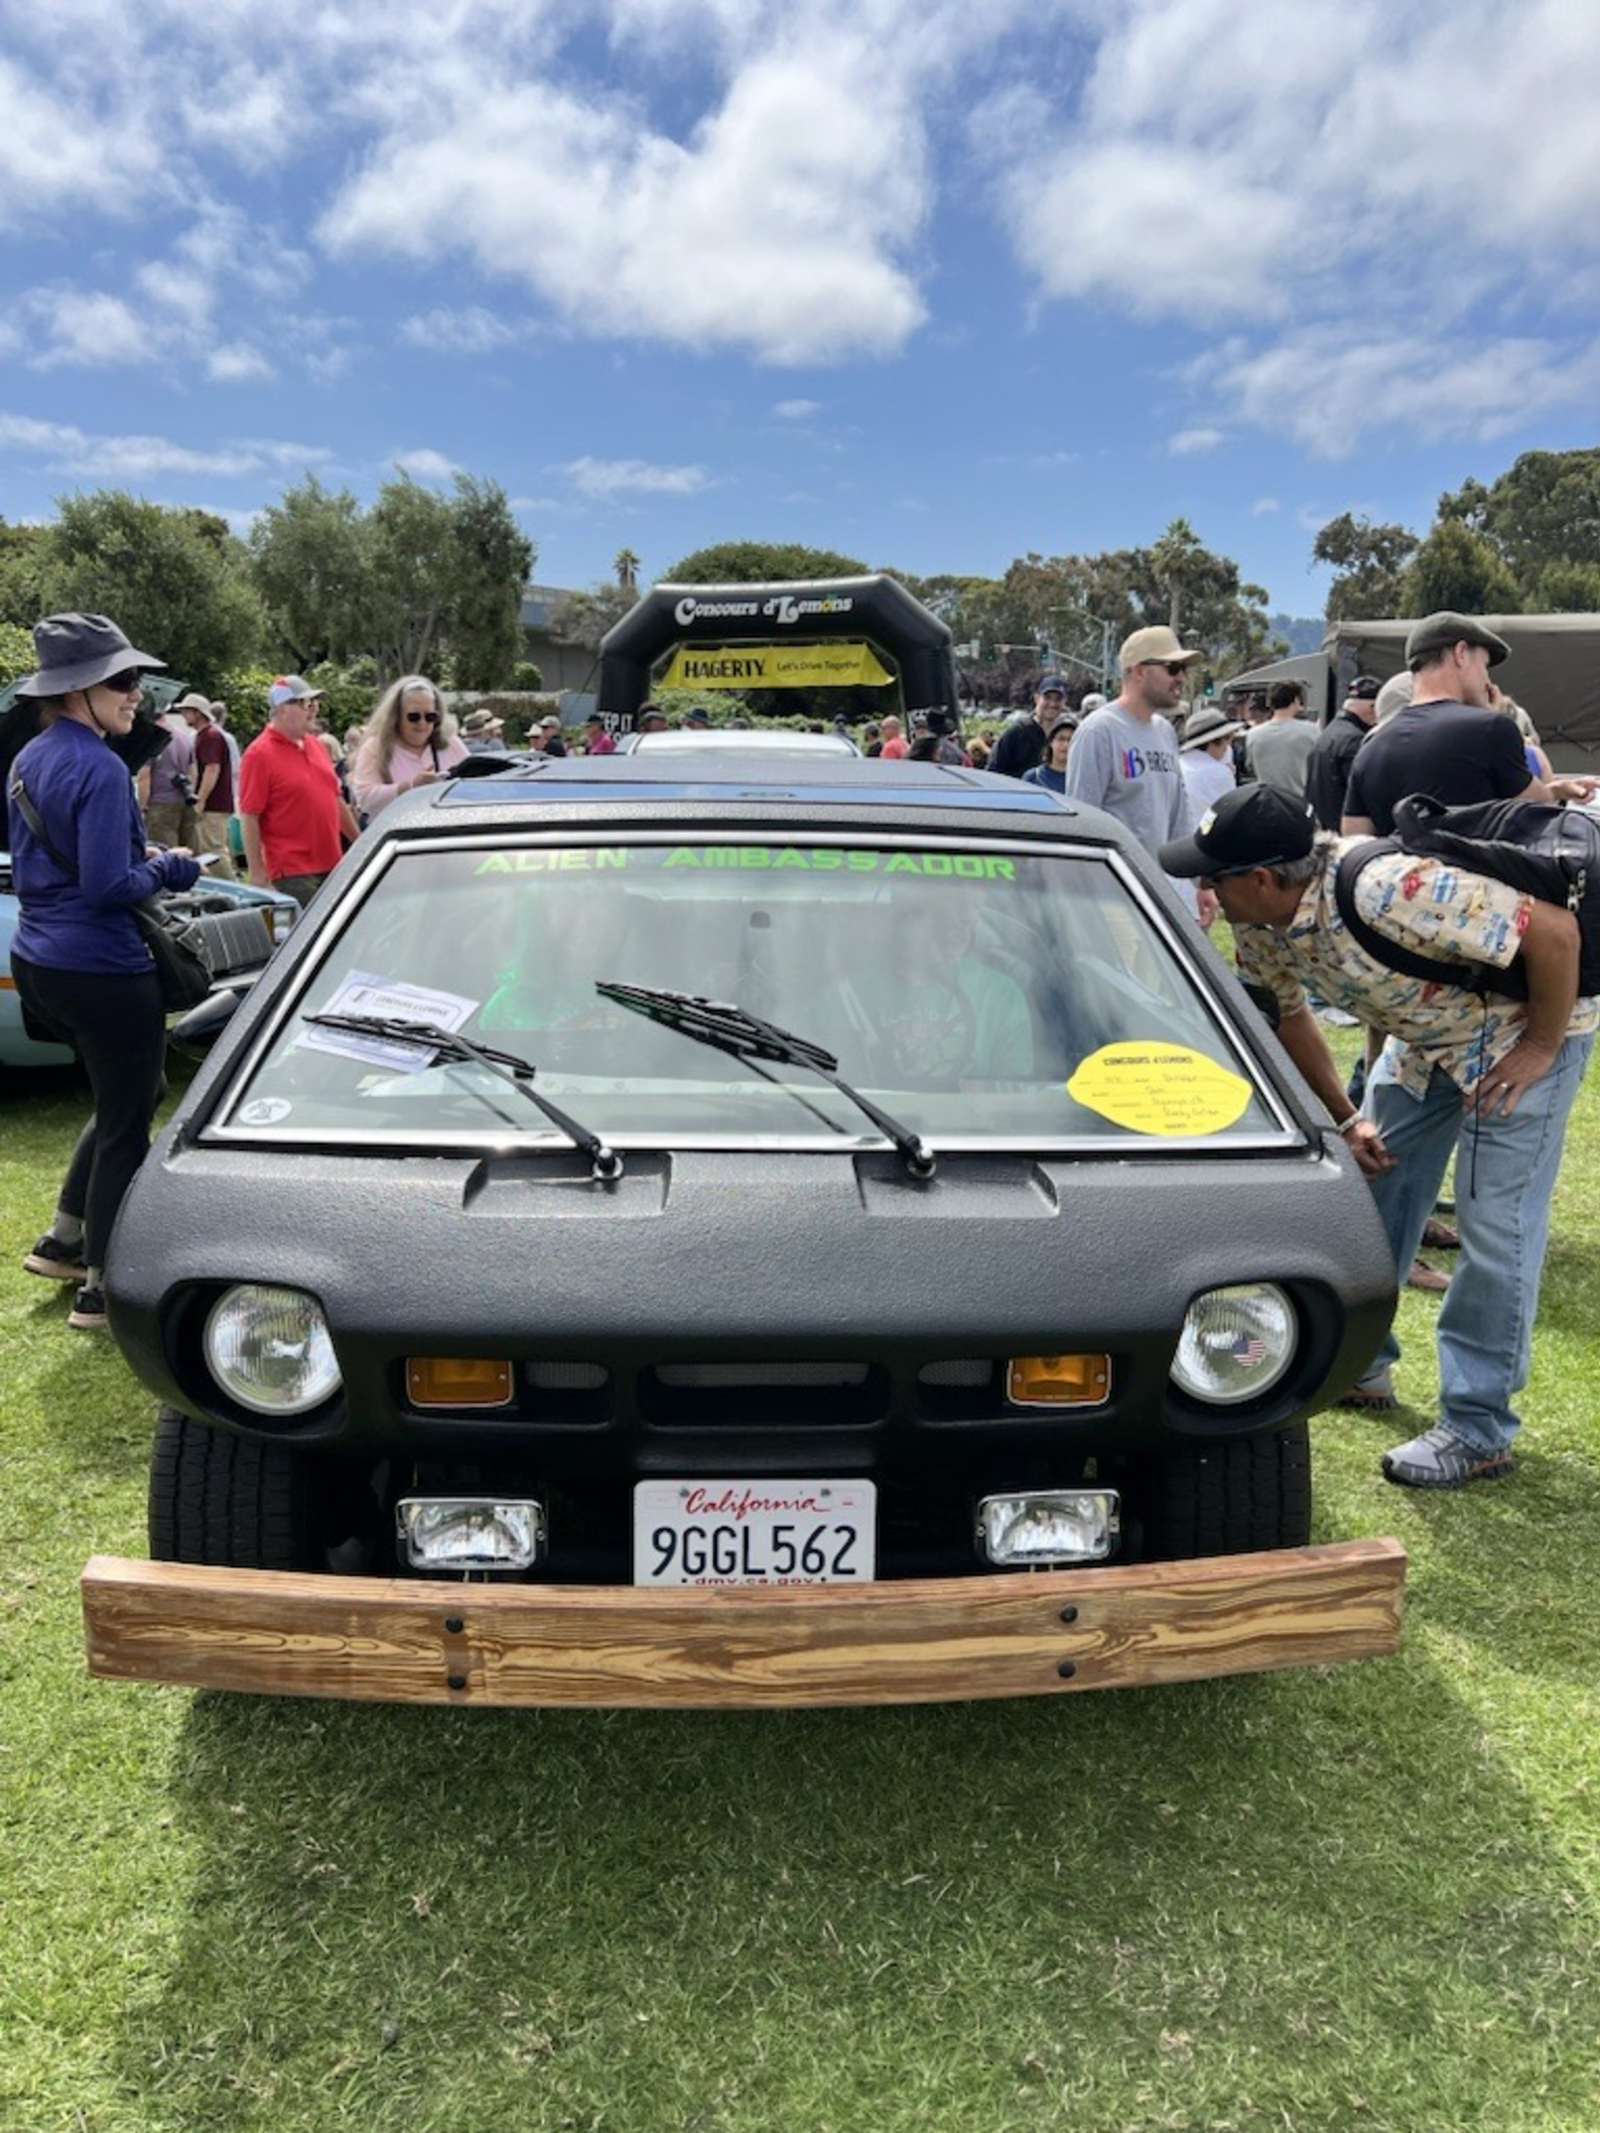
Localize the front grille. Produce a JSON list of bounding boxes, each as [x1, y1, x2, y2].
[[642, 1361, 886, 1429]]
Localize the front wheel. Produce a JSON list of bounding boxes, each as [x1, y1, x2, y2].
[[1143, 1422, 1312, 1560], [149, 1407, 325, 1570]]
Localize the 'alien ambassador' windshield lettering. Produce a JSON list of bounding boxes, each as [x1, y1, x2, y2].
[[473, 848, 1017, 879]]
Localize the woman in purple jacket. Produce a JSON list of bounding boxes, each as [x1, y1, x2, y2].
[[7, 615, 201, 1330]]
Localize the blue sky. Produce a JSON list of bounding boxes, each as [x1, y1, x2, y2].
[[3, 0, 1598, 626]]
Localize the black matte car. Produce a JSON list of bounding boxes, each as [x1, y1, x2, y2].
[[85, 757, 1403, 1706]]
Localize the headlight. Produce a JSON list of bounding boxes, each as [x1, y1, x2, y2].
[[1171, 1283, 1295, 1405], [204, 1284, 341, 1415]]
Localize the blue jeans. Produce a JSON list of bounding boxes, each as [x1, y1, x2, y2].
[[1363, 1032, 1594, 1455]]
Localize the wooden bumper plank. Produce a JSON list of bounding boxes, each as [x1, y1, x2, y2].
[[81, 1539, 1405, 1709]]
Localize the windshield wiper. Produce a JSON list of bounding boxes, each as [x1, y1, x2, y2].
[[596, 981, 936, 1179], [303, 1014, 623, 1181]]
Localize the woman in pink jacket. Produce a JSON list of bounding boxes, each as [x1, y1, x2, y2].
[[352, 676, 469, 818]]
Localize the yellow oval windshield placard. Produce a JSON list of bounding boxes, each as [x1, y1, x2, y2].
[[1068, 1042, 1253, 1137]]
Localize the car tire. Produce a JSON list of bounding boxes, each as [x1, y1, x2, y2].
[[149, 1406, 320, 1570], [1145, 1422, 1312, 1559]]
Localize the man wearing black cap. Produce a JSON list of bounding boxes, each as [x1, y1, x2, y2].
[[1304, 674, 1380, 831], [1343, 611, 1597, 834], [1160, 784, 1595, 1491], [990, 674, 1068, 779]]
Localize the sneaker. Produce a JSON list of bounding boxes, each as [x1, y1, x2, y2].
[[23, 1233, 87, 1282], [1382, 1424, 1514, 1489], [1316, 1005, 1360, 1028], [1336, 1365, 1399, 1412], [67, 1283, 108, 1332]]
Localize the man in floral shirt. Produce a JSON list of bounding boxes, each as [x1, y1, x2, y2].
[[1161, 784, 1595, 1490]]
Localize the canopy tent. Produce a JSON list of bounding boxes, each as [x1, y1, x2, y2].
[[1221, 615, 1600, 772]]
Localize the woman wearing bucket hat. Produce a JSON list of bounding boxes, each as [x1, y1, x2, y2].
[[6, 614, 202, 1331]]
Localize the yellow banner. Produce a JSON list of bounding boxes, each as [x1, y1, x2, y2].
[[659, 641, 894, 691]]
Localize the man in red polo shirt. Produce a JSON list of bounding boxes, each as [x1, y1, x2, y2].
[[238, 676, 360, 905]]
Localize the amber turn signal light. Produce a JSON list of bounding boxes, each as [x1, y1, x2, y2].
[[1006, 1354, 1111, 1407], [406, 1357, 514, 1407]]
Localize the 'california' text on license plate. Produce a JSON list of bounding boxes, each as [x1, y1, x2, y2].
[[633, 1479, 877, 1587]]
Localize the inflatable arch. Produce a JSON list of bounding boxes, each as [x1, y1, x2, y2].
[[596, 575, 959, 734]]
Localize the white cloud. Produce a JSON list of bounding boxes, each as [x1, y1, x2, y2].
[[774, 399, 821, 420], [0, 411, 330, 481], [559, 456, 709, 500], [392, 447, 458, 480], [987, 0, 1600, 447], [400, 306, 523, 354], [316, 19, 941, 364], [207, 344, 276, 384], [1198, 328, 1600, 457], [1169, 427, 1224, 456], [1251, 497, 1281, 516]]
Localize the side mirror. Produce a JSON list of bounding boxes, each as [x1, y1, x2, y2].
[[169, 986, 247, 1060]]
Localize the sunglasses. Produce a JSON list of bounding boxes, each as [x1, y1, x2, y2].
[[402, 710, 440, 725], [102, 669, 147, 696], [1150, 660, 1191, 675]]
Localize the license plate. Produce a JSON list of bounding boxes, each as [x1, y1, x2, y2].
[[633, 1479, 877, 1587]]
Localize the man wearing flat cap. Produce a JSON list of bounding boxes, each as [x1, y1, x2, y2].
[[1063, 626, 1214, 922], [1160, 783, 1595, 1492], [1343, 612, 1597, 834]]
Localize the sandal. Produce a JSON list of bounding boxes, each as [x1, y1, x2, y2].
[[1421, 1217, 1460, 1250], [1406, 1258, 1450, 1293]]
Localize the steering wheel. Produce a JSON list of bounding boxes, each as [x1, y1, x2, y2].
[[878, 975, 978, 1081]]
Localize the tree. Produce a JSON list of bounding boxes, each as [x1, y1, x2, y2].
[[663, 540, 869, 583], [248, 476, 373, 672], [1473, 448, 1600, 578], [1311, 513, 1419, 621], [548, 581, 635, 653], [250, 471, 533, 687], [39, 491, 265, 687], [437, 475, 535, 689], [614, 548, 641, 592], [0, 518, 52, 627], [1400, 520, 1521, 617]]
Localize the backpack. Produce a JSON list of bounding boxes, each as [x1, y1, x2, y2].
[[1333, 792, 1600, 1004]]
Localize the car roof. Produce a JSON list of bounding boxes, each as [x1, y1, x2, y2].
[[434, 755, 1066, 815], [630, 728, 859, 756]]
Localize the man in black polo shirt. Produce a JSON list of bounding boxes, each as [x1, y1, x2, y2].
[[1305, 672, 1379, 830], [1342, 612, 1595, 834]]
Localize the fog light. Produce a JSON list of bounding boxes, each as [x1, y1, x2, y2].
[[1006, 1354, 1111, 1406], [397, 1498, 545, 1571], [406, 1357, 514, 1407], [977, 1490, 1120, 1566]]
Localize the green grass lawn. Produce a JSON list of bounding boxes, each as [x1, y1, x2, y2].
[[3, 1056, 1598, 2133]]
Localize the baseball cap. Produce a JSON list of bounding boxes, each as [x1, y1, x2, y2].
[[539, 713, 562, 730], [1158, 784, 1316, 878], [1035, 673, 1067, 696], [1046, 712, 1079, 739], [1404, 611, 1510, 669], [1119, 625, 1201, 671], [684, 706, 712, 726], [268, 674, 323, 707], [1347, 674, 1382, 700]]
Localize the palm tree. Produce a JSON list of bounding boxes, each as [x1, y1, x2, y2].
[[614, 548, 641, 593]]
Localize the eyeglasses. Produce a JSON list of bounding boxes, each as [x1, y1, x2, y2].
[[402, 710, 440, 725], [1197, 853, 1294, 886], [1150, 660, 1191, 676], [102, 669, 146, 696]]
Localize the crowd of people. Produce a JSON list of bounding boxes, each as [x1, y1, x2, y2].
[[7, 605, 1597, 1496]]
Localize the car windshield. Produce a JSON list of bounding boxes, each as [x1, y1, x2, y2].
[[216, 832, 1289, 1148]]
